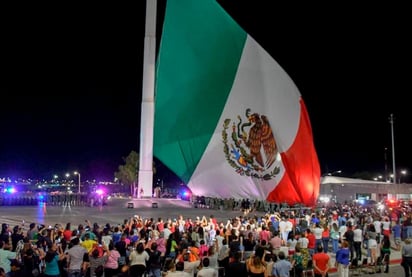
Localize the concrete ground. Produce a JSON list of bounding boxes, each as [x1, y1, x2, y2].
[[0, 197, 264, 228]]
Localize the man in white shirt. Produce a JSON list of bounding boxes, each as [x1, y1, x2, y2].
[[373, 218, 382, 243], [183, 250, 201, 277], [353, 225, 363, 261], [197, 258, 217, 277], [313, 223, 324, 252], [278, 218, 288, 243], [208, 225, 216, 246], [166, 261, 191, 277], [163, 223, 172, 240], [215, 230, 224, 251], [66, 237, 88, 277]]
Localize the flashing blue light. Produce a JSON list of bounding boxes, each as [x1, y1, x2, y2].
[[180, 190, 191, 201], [5, 187, 16, 194]]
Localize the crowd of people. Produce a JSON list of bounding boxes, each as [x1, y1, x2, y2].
[[1, 201, 412, 277]]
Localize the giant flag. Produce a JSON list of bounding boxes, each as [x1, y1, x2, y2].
[[154, 0, 320, 206]]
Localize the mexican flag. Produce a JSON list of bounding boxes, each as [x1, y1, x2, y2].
[[154, 0, 320, 206]]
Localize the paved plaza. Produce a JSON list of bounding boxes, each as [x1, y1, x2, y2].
[[0, 197, 264, 228]]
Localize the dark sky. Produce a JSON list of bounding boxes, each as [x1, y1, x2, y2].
[[1, 1, 410, 182]]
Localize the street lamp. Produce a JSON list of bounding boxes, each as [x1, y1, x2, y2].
[[74, 171, 81, 193], [324, 170, 342, 176], [373, 175, 383, 181], [400, 170, 407, 184]]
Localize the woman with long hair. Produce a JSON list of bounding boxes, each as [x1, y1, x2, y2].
[[330, 223, 340, 254], [43, 242, 66, 277], [165, 233, 178, 259], [321, 224, 330, 253], [246, 246, 266, 277], [367, 224, 378, 266]]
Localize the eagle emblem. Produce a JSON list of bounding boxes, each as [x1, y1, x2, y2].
[[222, 108, 280, 179]]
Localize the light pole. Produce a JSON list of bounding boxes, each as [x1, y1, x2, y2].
[[389, 114, 396, 183], [74, 171, 81, 193], [325, 170, 342, 176], [400, 170, 407, 184]]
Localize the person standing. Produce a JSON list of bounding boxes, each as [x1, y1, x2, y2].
[[393, 221, 402, 251], [43, 242, 66, 277], [272, 251, 291, 277], [366, 224, 378, 266], [129, 242, 149, 277], [321, 224, 330, 254], [291, 246, 304, 277], [312, 244, 330, 277], [330, 223, 340, 254], [335, 241, 350, 277], [225, 252, 247, 277], [245, 247, 267, 277], [269, 232, 282, 256], [66, 238, 87, 277], [0, 241, 16, 277], [353, 224, 363, 261], [306, 229, 316, 257], [379, 235, 390, 273], [103, 242, 120, 277], [313, 223, 324, 253], [343, 223, 354, 261], [401, 238, 412, 277], [197, 258, 217, 277], [147, 242, 162, 277]]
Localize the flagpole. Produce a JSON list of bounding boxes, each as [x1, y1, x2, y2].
[[138, 0, 156, 198]]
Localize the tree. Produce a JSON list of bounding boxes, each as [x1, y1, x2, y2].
[[115, 151, 139, 197], [114, 151, 157, 197]]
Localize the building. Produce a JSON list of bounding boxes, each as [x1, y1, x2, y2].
[[319, 176, 412, 204]]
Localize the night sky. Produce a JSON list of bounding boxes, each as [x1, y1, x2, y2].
[[1, 1, 410, 182]]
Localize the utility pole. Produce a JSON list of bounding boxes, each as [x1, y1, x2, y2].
[[389, 114, 396, 184], [384, 147, 388, 182]]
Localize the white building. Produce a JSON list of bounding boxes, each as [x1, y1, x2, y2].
[[319, 176, 412, 204]]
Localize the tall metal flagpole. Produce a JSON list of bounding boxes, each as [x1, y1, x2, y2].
[[389, 113, 396, 184], [138, 0, 156, 198]]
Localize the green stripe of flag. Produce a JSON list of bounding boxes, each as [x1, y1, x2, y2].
[[155, 0, 247, 182]]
